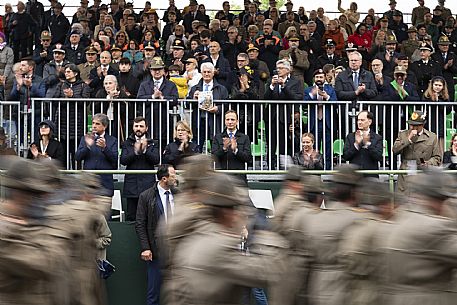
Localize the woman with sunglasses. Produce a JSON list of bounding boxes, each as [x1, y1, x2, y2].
[[27, 120, 65, 165]]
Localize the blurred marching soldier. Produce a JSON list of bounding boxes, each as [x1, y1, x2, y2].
[[0, 158, 68, 305], [409, 42, 442, 98], [340, 179, 395, 305], [172, 173, 288, 305], [393, 110, 442, 193], [379, 169, 457, 305], [303, 165, 367, 305]]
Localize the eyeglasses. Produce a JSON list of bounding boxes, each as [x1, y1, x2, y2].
[[228, 31, 236, 34], [150, 68, 163, 71], [118, 34, 125, 37]]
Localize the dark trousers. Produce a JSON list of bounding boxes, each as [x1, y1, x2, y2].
[[146, 259, 161, 305], [126, 197, 139, 221], [13, 38, 29, 62]]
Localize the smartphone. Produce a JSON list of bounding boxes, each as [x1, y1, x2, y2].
[[272, 69, 278, 76]]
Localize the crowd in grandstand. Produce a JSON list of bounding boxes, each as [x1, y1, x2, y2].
[[0, 0, 456, 172]]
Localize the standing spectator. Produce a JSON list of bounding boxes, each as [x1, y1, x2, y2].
[[117, 57, 140, 98], [75, 113, 118, 196], [9, 1, 36, 61], [278, 35, 309, 93], [264, 59, 304, 168], [436, 0, 452, 21], [135, 164, 177, 305], [348, 23, 372, 57], [212, 109, 252, 172], [120, 116, 160, 221], [322, 20, 345, 56], [409, 43, 442, 98], [337, 0, 360, 34], [317, 7, 330, 29], [183, 0, 206, 36], [278, 11, 301, 39], [162, 0, 183, 24], [432, 36, 457, 102], [255, 20, 281, 74], [374, 35, 402, 75], [0, 31, 14, 96], [182, 57, 202, 95], [3, 4, 14, 45], [308, 10, 326, 38], [9, 59, 45, 107], [65, 30, 86, 65], [78, 45, 99, 84], [89, 50, 119, 96], [25, 0, 44, 49], [393, 110, 441, 192], [412, 0, 430, 26], [221, 26, 247, 70], [46, 2, 70, 45], [401, 26, 421, 60], [389, 10, 408, 44], [343, 110, 383, 175], [243, 2, 258, 27], [317, 39, 344, 69], [292, 132, 324, 169], [304, 68, 337, 169], [201, 40, 231, 92], [27, 119, 64, 165], [197, 4, 210, 28], [43, 45, 70, 98], [163, 120, 199, 168], [32, 31, 53, 77], [423, 12, 439, 43]]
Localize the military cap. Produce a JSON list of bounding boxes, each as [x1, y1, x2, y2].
[[1, 158, 53, 193], [433, 6, 443, 12], [325, 39, 336, 47], [110, 45, 122, 52], [345, 42, 357, 51], [171, 39, 186, 50], [189, 0, 198, 6], [53, 44, 66, 54], [392, 10, 402, 17], [380, 16, 389, 22], [110, 0, 119, 4], [197, 21, 207, 28], [85, 45, 98, 54], [125, 2, 134, 7], [389, 0, 397, 4], [313, 68, 325, 77], [180, 154, 213, 189], [409, 168, 457, 200], [393, 65, 407, 75], [407, 26, 417, 33], [99, 4, 109, 10], [407, 110, 426, 125], [285, 1, 293, 6], [200, 173, 242, 207], [332, 164, 362, 186], [247, 43, 259, 52], [54, 2, 63, 9], [303, 174, 325, 194], [39, 119, 56, 132], [143, 41, 156, 50], [386, 34, 398, 44], [357, 179, 392, 206], [288, 35, 300, 42], [445, 21, 454, 28], [69, 30, 81, 36], [40, 30, 52, 40], [416, 23, 427, 30], [149, 57, 165, 69], [438, 35, 451, 45], [419, 42, 433, 51], [78, 15, 89, 22], [285, 165, 303, 181]]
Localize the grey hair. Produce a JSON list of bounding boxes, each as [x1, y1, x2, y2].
[[93, 113, 109, 127], [349, 51, 363, 61], [200, 62, 215, 72], [276, 59, 291, 70], [104, 75, 118, 85]]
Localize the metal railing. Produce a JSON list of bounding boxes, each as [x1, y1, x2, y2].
[[3, 98, 455, 171]]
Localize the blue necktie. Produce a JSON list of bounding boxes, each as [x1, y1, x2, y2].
[[229, 131, 233, 139], [353, 72, 359, 88]]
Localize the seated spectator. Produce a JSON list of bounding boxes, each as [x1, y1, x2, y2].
[[317, 39, 345, 69], [27, 120, 64, 166], [337, 0, 360, 35], [89, 50, 119, 96], [443, 133, 457, 169], [369, 29, 387, 58], [162, 120, 199, 168], [322, 19, 345, 56], [409, 43, 442, 98], [65, 30, 87, 65], [371, 59, 392, 100], [114, 30, 129, 50], [432, 36, 457, 103], [75, 113, 118, 196], [342, 110, 383, 176], [78, 45, 99, 85], [293, 132, 324, 170], [281, 26, 297, 50]]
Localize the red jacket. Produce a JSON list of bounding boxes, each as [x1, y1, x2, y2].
[[322, 29, 345, 56], [348, 32, 372, 50]]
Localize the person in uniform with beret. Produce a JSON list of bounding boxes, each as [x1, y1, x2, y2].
[[392, 110, 442, 192]]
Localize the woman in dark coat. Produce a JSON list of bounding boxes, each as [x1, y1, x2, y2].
[[443, 133, 457, 169], [162, 120, 199, 168], [27, 120, 65, 166], [293, 132, 324, 170]]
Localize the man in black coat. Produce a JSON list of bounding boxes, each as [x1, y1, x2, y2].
[[212, 110, 252, 170], [264, 59, 304, 168], [409, 43, 442, 98], [432, 36, 457, 102], [89, 51, 119, 96], [32, 30, 54, 77], [45, 2, 70, 45], [120, 117, 160, 221], [187, 62, 229, 151], [342, 110, 383, 176], [183, 0, 207, 35], [137, 57, 179, 150], [135, 164, 177, 305]]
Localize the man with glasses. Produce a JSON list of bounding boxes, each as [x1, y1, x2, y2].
[[89, 50, 119, 97], [222, 26, 247, 70], [125, 14, 141, 43], [317, 39, 344, 69], [137, 57, 178, 147], [33, 31, 54, 77]]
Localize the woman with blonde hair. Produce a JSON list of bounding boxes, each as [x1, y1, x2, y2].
[[282, 26, 298, 50], [162, 121, 200, 168], [293, 132, 324, 169]]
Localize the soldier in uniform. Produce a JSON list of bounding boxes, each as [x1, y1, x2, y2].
[[78, 45, 99, 84], [172, 172, 288, 305], [409, 42, 442, 98], [411, 0, 430, 26], [379, 168, 457, 305], [392, 110, 442, 193], [278, 35, 310, 92], [400, 26, 421, 61]]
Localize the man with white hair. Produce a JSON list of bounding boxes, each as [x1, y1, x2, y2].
[[187, 62, 229, 151], [264, 59, 304, 168]]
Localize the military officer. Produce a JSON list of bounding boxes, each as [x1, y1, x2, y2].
[[173, 173, 287, 305], [379, 168, 457, 305], [78, 45, 99, 84], [278, 35, 310, 92], [409, 42, 442, 98], [400, 26, 421, 61], [392, 110, 442, 192]]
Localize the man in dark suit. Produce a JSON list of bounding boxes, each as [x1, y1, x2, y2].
[[137, 57, 179, 149], [201, 40, 231, 92], [187, 62, 229, 151], [335, 51, 378, 138], [264, 59, 304, 168], [342, 110, 383, 176], [120, 117, 160, 221], [212, 110, 252, 170], [89, 51, 119, 96], [135, 164, 177, 305], [304, 69, 337, 169], [316, 39, 344, 69], [74, 113, 118, 196], [432, 36, 457, 102], [183, 0, 207, 35]]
